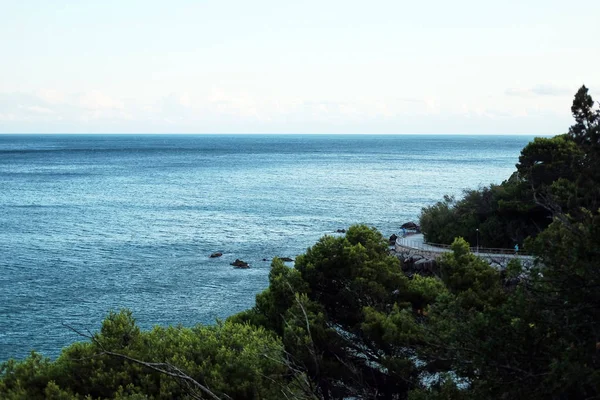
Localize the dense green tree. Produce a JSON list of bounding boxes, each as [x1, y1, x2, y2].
[[420, 86, 600, 249], [3, 86, 600, 400], [0, 310, 296, 400], [570, 85, 600, 153], [419, 178, 548, 248], [417, 86, 600, 399], [294, 225, 407, 328], [516, 135, 580, 190], [568, 85, 600, 213], [229, 257, 309, 335], [237, 225, 423, 399]]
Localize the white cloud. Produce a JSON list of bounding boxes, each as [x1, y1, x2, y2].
[[36, 89, 67, 105], [0, 112, 16, 121], [77, 91, 124, 110], [0, 85, 582, 134], [22, 105, 53, 114], [530, 84, 571, 96], [506, 84, 571, 97]]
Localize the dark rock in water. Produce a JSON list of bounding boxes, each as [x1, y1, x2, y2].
[[389, 234, 398, 244], [231, 259, 250, 268], [209, 252, 223, 258], [278, 257, 294, 262], [336, 229, 346, 233], [262, 258, 268, 261], [401, 222, 420, 232]]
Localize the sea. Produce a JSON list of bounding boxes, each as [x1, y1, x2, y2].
[[0, 134, 540, 361]]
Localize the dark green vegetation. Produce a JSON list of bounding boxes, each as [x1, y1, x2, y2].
[[2, 86, 599, 399], [420, 85, 599, 250]]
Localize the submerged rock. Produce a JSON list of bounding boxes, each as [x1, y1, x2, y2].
[[278, 257, 294, 262], [231, 259, 250, 268], [336, 229, 346, 233], [209, 252, 223, 258]]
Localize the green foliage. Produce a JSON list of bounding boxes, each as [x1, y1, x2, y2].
[[1, 310, 292, 400], [418, 86, 600, 399], [362, 304, 423, 349], [419, 178, 547, 248], [408, 376, 470, 400], [237, 225, 424, 398], [406, 274, 448, 311], [421, 86, 600, 251], [439, 237, 504, 306], [95, 309, 141, 351], [568, 85, 600, 214], [3, 86, 600, 400], [0, 352, 53, 400], [418, 195, 456, 244], [231, 257, 309, 335], [292, 225, 417, 396], [295, 225, 407, 328], [517, 134, 580, 188], [281, 293, 329, 381], [504, 258, 522, 279], [570, 85, 600, 152], [525, 214, 600, 393]]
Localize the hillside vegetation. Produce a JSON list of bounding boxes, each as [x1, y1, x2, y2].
[[420, 86, 598, 250], [1, 86, 599, 399]]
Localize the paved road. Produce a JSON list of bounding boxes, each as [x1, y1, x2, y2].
[[397, 234, 534, 260], [398, 234, 445, 252]]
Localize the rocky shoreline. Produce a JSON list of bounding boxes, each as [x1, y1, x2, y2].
[[391, 246, 439, 277]]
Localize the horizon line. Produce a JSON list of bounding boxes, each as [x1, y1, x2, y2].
[[0, 132, 555, 136]]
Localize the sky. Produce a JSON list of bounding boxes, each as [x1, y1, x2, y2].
[[0, 0, 599, 134]]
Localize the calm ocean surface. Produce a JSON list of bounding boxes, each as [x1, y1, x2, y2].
[[0, 134, 538, 361]]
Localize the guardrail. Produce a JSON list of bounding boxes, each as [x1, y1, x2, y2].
[[395, 238, 447, 253], [396, 237, 531, 256]]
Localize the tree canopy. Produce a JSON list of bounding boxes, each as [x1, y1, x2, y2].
[[420, 85, 600, 250], [2, 86, 599, 399]]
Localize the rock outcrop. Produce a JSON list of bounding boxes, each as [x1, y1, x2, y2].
[[400, 221, 420, 232], [399, 254, 438, 276], [231, 259, 250, 268]]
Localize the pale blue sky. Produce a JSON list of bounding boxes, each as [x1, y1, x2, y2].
[[1, 0, 598, 133]]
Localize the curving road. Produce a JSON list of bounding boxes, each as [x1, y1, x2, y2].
[[396, 234, 534, 261]]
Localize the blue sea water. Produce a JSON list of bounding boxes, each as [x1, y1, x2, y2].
[[0, 134, 539, 361]]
